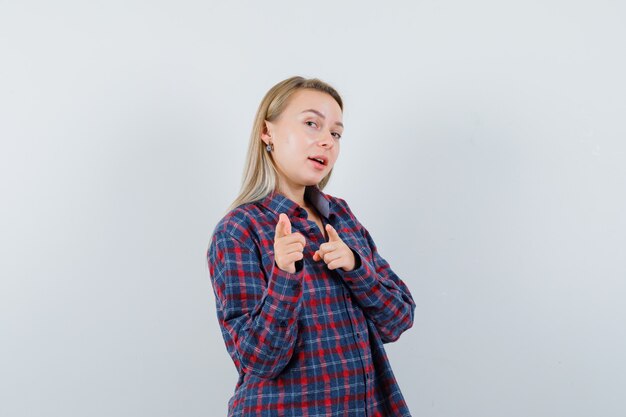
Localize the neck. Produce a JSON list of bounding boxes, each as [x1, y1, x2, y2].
[[277, 180, 309, 208]]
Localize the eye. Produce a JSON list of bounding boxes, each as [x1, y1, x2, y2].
[[305, 121, 317, 127], [332, 132, 342, 139]]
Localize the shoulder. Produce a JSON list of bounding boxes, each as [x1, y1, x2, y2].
[[209, 201, 266, 251]]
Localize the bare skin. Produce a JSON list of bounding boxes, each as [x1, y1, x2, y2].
[[274, 212, 355, 273], [261, 89, 342, 208], [263, 89, 355, 273]]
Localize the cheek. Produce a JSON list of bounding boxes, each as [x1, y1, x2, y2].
[[276, 145, 303, 170], [282, 133, 307, 151]]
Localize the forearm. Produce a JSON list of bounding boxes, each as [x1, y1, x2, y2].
[[218, 260, 304, 378], [337, 248, 415, 343]]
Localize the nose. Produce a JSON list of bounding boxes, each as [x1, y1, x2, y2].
[[318, 131, 335, 148]]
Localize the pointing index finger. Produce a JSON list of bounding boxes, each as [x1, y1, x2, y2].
[[326, 224, 341, 241], [275, 213, 291, 239]]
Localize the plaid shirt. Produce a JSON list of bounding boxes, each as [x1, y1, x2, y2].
[[207, 185, 415, 416]]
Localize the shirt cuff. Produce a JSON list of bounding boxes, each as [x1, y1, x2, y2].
[[264, 259, 304, 321], [338, 246, 377, 291]]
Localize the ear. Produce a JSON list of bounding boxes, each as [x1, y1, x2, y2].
[[260, 120, 273, 143]]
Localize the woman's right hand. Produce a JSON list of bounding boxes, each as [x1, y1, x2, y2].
[[274, 213, 306, 273]]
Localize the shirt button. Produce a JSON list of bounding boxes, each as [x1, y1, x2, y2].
[[357, 333, 361, 339], [279, 320, 288, 327]]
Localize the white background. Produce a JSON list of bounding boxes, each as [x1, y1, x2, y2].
[[1, 1, 625, 416]]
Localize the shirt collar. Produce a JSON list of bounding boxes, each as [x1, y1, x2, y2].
[[257, 185, 331, 219]]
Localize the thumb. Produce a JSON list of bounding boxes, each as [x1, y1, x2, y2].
[[326, 224, 341, 241]]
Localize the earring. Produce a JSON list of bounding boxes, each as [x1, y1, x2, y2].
[[266, 142, 274, 152]]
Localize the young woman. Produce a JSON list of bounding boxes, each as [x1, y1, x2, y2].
[[207, 76, 415, 416]]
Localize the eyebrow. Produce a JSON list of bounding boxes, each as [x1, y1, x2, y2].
[[300, 109, 344, 128]]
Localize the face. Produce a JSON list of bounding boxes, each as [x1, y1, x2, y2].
[[262, 88, 344, 190]]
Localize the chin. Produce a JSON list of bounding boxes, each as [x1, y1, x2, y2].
[[299, 177, 320, 186]]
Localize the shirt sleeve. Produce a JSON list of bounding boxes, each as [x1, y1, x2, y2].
[[335, 221, 416, 344], [207, 230, 304, 379]]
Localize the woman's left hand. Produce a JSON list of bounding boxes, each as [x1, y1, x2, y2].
[[313, 224, 356, 272]]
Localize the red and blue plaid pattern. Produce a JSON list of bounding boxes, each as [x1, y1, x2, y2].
[[207, 185, 415, 416]]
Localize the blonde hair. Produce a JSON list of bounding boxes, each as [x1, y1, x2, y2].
[[225, 76, 344, 214]]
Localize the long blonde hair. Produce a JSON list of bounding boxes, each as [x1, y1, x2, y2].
[[225, 76, 344, 214]]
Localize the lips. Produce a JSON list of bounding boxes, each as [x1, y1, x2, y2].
[[308, 155, 328, 166]]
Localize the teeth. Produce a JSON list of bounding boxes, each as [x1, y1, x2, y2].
[[315, 158, 324, 164]]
